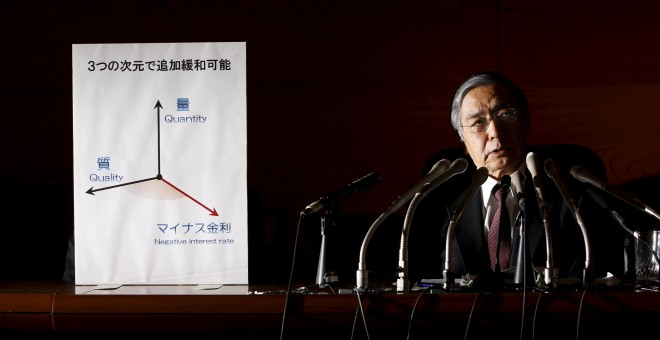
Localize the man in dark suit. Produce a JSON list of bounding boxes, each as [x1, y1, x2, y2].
[[408, 71, 627, 291]]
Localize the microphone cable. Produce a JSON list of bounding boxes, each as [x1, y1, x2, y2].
[[576, 288, 588, 340], [518, 280, 546, 340], [350, 269, 399, 340], [516, 194, 532, 340], [518, 286, 528, 340], [350, 279, 386, 340], [463, 290, 482, 340], [405, 285, 434, 340], [351, 287, 371, 340], [279, 212, 305, 340], [531, 288, 545, 340]]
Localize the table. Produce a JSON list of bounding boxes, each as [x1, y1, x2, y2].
[[1, 281, 658, 339]]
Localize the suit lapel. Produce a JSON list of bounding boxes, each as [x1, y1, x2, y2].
[[452, 187, 488, 274]]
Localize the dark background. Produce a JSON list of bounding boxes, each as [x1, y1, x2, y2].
[[1, 0, 658, 285]]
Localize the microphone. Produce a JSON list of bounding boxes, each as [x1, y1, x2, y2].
[[442, 166, 489, 289], [585, 186, 660, 276], [411, 158, 469, 201], [544, 159, 579, 215], [501, 174, 512, 188], [451, 167, 490, 224], [526, 152, 549, 220], [510, 171, 525, 202], [526, 152, 555, 286], [571, 165, 660, 222], [509, 171, 535, 288], [585, 187, 637, 237], [356, 158, 456, 291], [395, 158, 468, 292], [302, 171, 381, 215], [545, 158, 593, 285], [509, 171, 524, 243], [384, 158, 456, 213]]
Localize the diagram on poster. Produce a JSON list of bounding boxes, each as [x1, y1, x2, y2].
[[86, 100, 219, 216], [72, 42, 248, 285]]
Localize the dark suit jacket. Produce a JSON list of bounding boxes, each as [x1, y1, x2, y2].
[[407, 144, 628, 290]]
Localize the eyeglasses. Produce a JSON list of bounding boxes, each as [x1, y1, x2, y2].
[[459, 108, 518, 133]]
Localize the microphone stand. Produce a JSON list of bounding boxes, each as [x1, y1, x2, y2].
[[526, 153, 556, 288], [397, 187, 428, 293], [545, 159, 594, 288], [316, 200, 339, 288], [443, 167, 489, 291], [356, 211, 389, 291], [574, 207, 594, 287], [396, 163, 468, 293], [513, 197, 535, 290], [356, 159, 459, 291], [539, 211, 556, 288]]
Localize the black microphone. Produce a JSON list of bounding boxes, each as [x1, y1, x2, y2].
[[302, 171, 381, 215], [509, 171, 536, 288], [571, 165, 660, 222], [501, 174, 512, 188], [526, 152, 549, 220], [511, 171, 525, 226]]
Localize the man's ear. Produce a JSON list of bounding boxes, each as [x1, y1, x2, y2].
[[454, 129, 464, 142]]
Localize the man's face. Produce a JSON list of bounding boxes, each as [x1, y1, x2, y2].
[[458, 84, 528, 180]]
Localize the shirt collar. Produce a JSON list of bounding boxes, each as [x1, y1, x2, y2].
[[480, 162, 527, 208]]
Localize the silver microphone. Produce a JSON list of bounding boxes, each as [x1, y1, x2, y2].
[[510, 170, 525, 201], [356, 158, 453, 291], [442, 166, 489, 288], [544, 158, 579, 214], [525, 153, 556, 286], [585, 186, 637, 237], [384, 159, 453, 213], [396, 158, 469, 292], [545, 158, 593, 285], [415, 158, 469, 200], [452, 167, 490, 223], [526, 152, 549, 220]]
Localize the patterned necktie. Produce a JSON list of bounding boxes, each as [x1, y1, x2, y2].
[[488, 185, 511, 273]]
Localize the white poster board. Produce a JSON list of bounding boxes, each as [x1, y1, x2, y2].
[[72, 42, 248, 285]]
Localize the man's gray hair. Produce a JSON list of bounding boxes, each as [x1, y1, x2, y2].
[[450, 71, 529, 141]]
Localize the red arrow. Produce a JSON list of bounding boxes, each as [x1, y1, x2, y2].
[[161, 177, 219, 216]]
